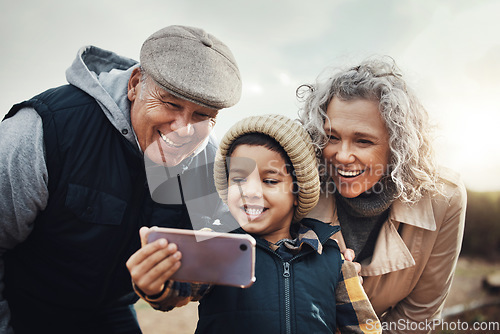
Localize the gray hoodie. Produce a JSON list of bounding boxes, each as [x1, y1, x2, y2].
[[0, 45, 215, 333]]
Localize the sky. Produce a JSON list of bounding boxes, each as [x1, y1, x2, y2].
[[1, 0, 499, 192]]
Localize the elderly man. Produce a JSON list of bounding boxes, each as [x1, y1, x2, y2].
[[0, 25, 241, 334]]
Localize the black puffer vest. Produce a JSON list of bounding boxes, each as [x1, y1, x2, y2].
[[3, 84, 220, 331]]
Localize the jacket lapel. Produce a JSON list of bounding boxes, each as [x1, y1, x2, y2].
[[307, 191, 436, 276]]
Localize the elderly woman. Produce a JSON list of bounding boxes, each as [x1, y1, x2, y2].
[[298, 57, 466, 332]]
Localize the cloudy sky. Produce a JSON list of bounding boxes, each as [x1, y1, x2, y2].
[[1, 0, 499, 191]]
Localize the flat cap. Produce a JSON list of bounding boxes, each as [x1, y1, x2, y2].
[[140, 25, 241, 109]]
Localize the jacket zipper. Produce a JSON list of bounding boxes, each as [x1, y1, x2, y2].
[[257, 243, 315, 334], [283, 262, 291, 334]]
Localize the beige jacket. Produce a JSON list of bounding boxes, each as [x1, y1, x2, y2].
[[307, 168, 466, 334]]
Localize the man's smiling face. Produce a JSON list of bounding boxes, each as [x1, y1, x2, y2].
[[128, 68, 218, 166]]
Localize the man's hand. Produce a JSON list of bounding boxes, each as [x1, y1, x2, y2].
[[341, 248, 363, 284], [126, 227, 182, 296]]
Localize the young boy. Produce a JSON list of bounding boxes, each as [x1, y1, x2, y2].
[[127, 115, 381, 333]]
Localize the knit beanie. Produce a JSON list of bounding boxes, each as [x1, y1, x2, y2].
[[214, 114, 320, 222]]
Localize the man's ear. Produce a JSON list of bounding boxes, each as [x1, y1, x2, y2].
[[127, 68, 142, 101]]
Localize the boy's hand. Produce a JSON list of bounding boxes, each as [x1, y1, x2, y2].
[[341, 248, 363, 284], [126, 226, 182, 296]]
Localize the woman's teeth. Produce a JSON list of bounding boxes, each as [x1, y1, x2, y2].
[[337, 169, 364, 178]]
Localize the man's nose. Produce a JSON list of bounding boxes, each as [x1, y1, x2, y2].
[[171, 114, 195, 137]]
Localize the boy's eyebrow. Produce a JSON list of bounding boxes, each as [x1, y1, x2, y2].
[[228, 167, 252, 174], [260, 168, 285, 177], [229, 167, 286, 177]]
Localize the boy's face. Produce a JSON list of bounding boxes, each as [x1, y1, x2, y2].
[[227, 144, 298, 243]]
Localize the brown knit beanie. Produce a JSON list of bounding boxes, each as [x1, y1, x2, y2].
[[214, 114, 320, 222]]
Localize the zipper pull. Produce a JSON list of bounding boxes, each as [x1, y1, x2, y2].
[[283, 262, 290, 278]]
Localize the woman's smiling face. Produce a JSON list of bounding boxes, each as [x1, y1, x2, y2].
[[322, 97, 391, 198]]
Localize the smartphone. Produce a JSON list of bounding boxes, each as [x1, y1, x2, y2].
[[147, 227, 256, 288]]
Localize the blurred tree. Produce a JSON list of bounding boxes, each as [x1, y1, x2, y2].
[[461, 190, 500, 260]]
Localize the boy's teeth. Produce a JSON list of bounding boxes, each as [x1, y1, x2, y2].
[[245, 207, 263, 215], [337, 169, 363, 177]]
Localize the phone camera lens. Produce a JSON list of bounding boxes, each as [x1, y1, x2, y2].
[[240, 244, 248, 251]]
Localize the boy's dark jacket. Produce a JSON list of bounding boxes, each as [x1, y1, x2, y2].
[[196, 216, 342, 334]]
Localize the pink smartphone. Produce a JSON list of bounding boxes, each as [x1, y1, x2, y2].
[[147, 227, 256, 288]]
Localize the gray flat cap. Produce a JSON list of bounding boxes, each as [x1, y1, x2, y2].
[[140, 25, 242, 109]]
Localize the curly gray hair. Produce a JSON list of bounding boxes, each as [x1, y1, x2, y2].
[[298, 56, 441, 204]]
